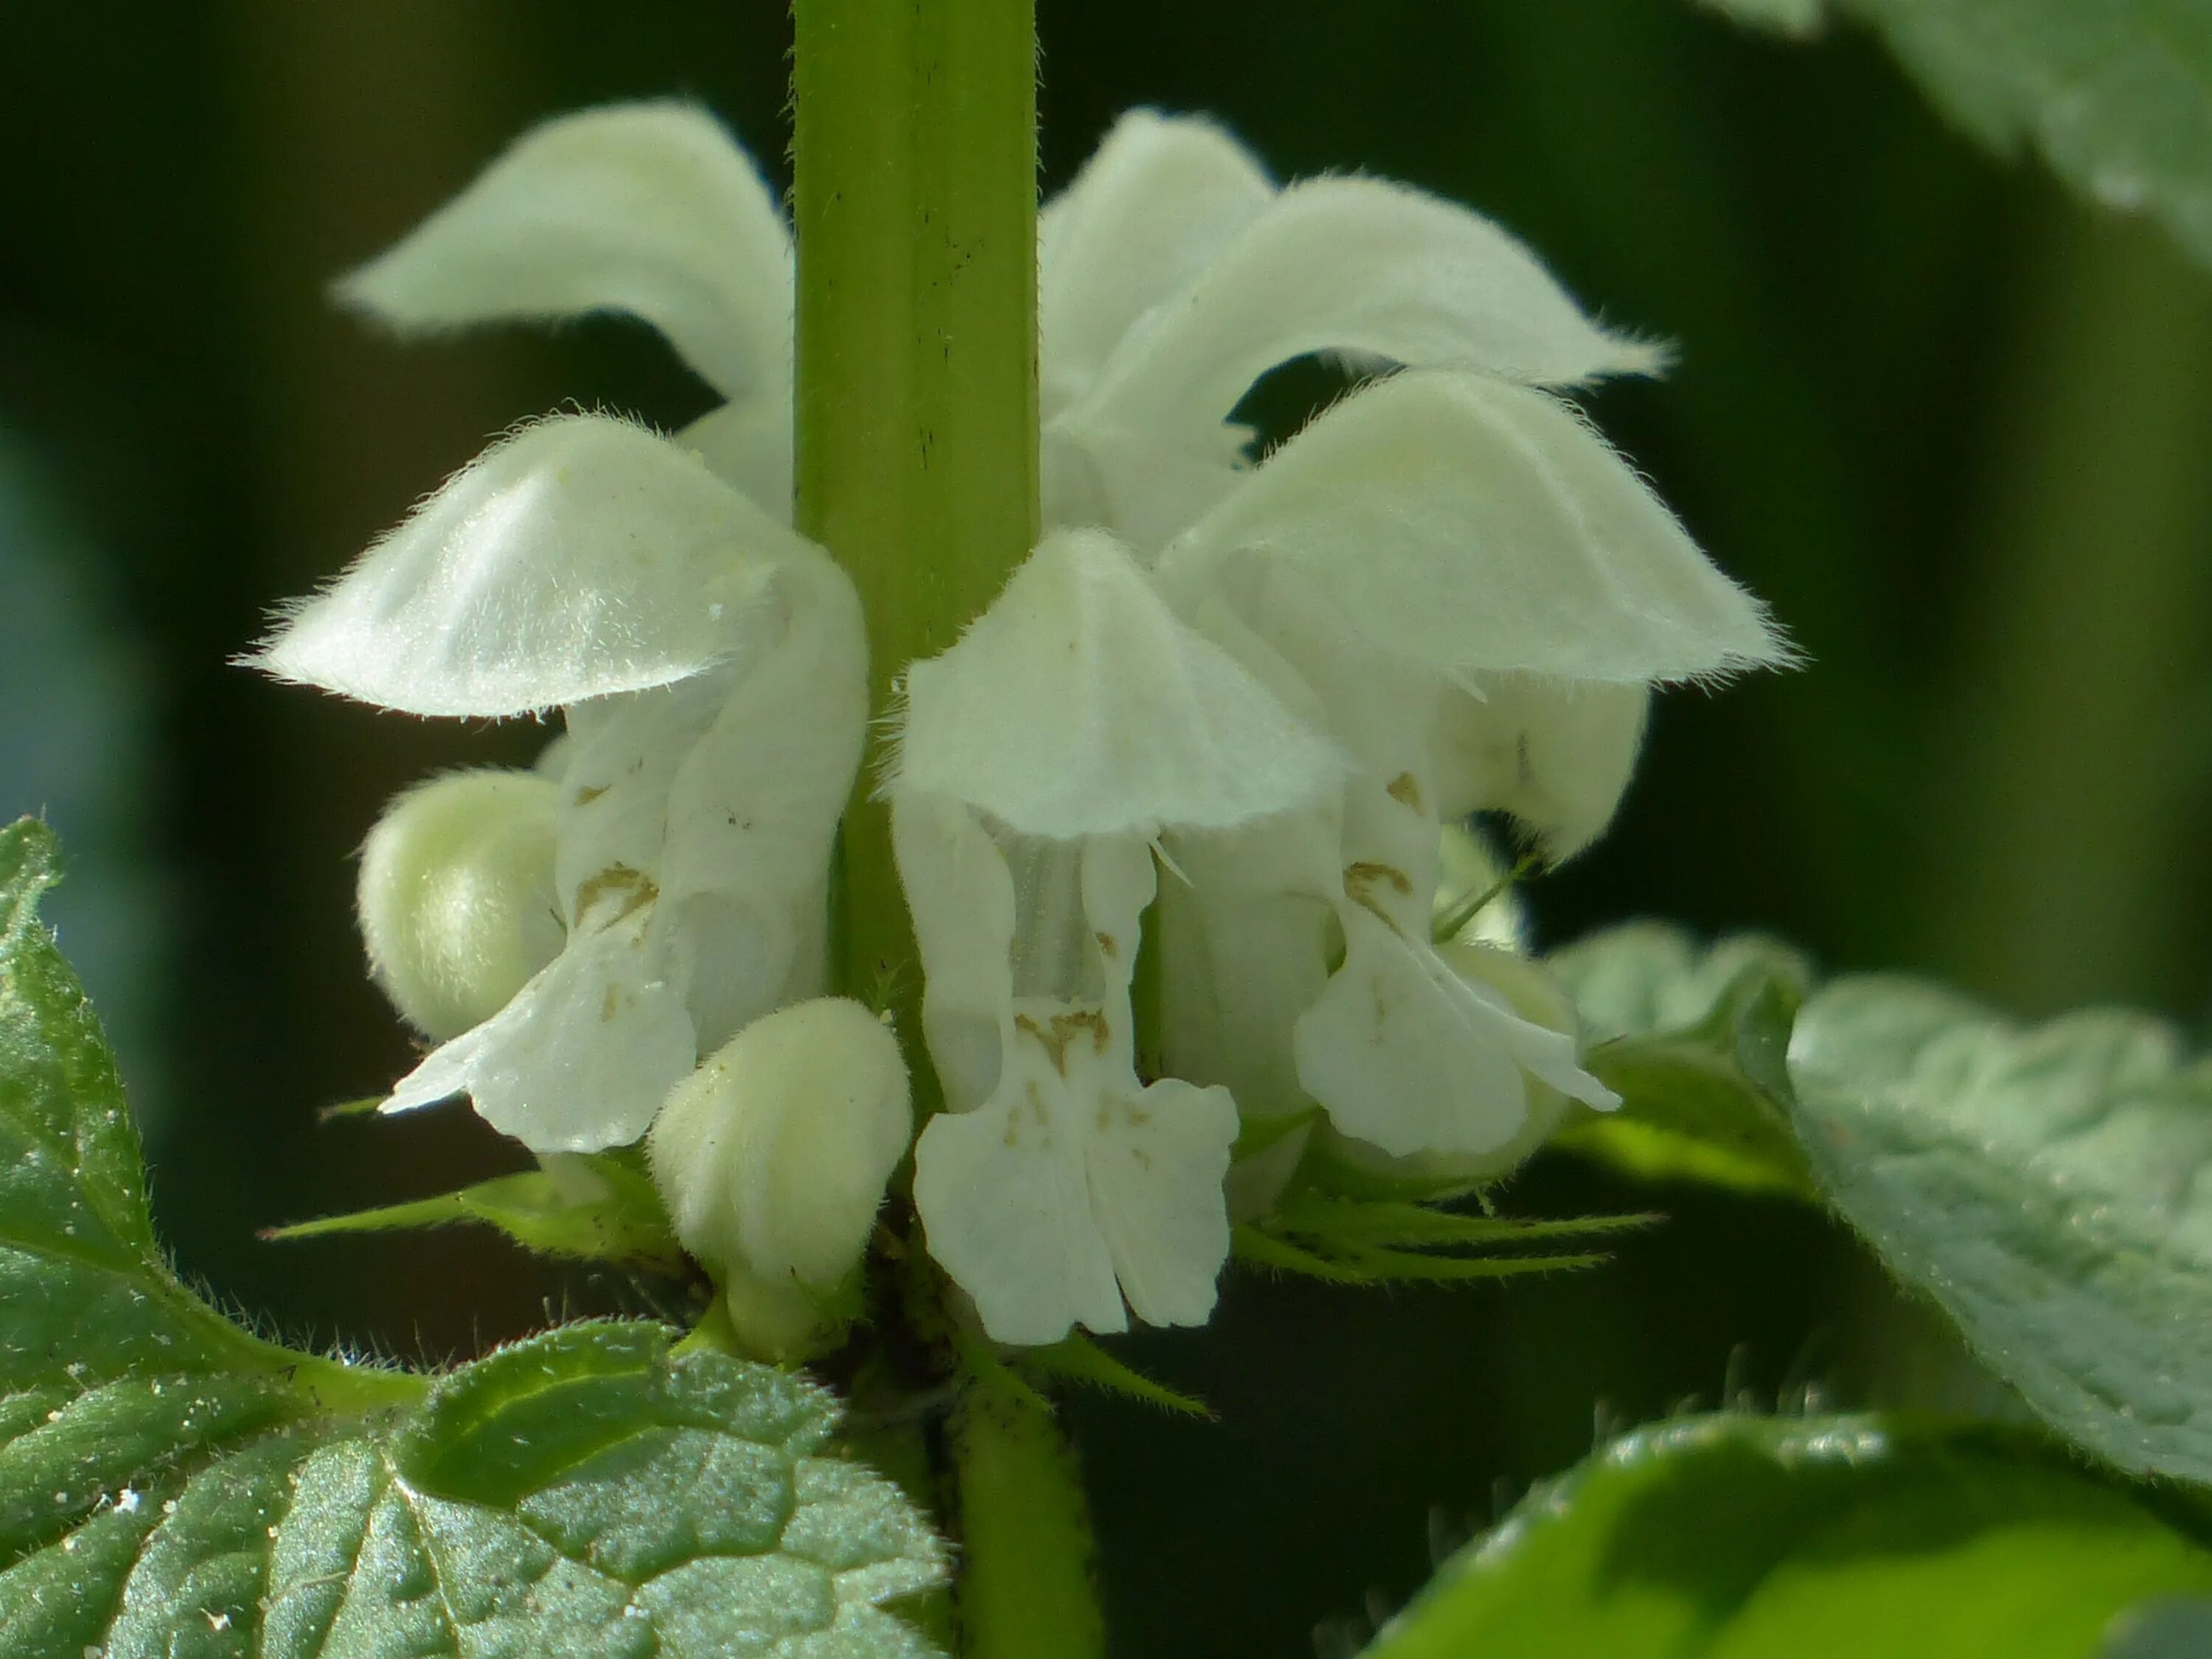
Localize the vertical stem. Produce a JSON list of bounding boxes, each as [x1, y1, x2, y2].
[[792, 0, 1040, 1030], [948, 1365, 1109, 1659], [791, 7, 1098, 1658]]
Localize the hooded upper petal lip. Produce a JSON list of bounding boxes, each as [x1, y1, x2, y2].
[[890, 527, 1343, 841], [1157, 370, 1794, 690], [250, 414, 808, 717], [336, 101, 793, 405], [1062, 171, 1663, 451]]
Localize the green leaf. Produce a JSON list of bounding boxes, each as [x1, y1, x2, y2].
[[0, 818, 945, 1655], [1790, 974, 2212, 1486], [1234, 1190, 1637, 1287], [1698, 0, 2212, 274], [0, 1325, 947, 1659], [1271, 1191, 1652, 1252], [265, 1155, 687, 1273], [1364, 1412, 2212, 1659], [0, 818, 369, 1395], [1020, 1335, 1212, 1419], [1548, 924, 1818, 1199]]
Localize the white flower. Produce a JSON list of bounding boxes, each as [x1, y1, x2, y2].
[[1141, 366, 1789, 1183], [260, 99, 1790, 1343], [894, 164, 1785, 1328], [1035, 111, 1663, 549], [329, 101, 1655, 550], [890, 529, 1338, 1343], [1315, 938, 1603, 1187], [337, 102, 796, 518], [893, 376, 1783, 1335], [256, 413, 866, 1153]]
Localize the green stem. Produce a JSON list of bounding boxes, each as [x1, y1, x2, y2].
[[790, 6, 1091, 1655], [791, 0, 1040, 1040], [947, 1362, 1107, 1659]]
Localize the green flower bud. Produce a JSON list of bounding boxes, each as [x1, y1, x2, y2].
[[357, 768, 565, 1041], [647, 997, 912, 1360]]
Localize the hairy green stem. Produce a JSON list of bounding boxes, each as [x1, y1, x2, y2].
[[248, 1327, 427, 1417], [789, 5, 1097, 1655], [792, 0, 1040, 1030], [948, 1363, 1107, 1659]]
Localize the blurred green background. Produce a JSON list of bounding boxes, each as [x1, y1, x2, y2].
[[4, 2, 2210, 1654]]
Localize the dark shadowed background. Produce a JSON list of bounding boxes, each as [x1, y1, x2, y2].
[[4, 3, 2210, 1654]]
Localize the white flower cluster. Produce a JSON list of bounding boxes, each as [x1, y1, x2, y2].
[[258, 104, 1787, 1347]]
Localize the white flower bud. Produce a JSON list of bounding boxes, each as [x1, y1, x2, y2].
[[357, 768, 565, 1041], [647, 998, 912, 1355]]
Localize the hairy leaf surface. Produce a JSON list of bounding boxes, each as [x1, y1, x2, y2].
[[0, 818, 944, 1657], [1791, 975, 2212, 1485]]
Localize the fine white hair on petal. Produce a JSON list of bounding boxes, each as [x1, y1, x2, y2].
[[381, 899, 697, 1154], [251, 414, 808, 717], [1040, 108, 1276, 411], [1068, 172, 1662, 443], [1158, 371, 1795, 688], [889, 527, 1341, 840], [336, 101, 793, 404]]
